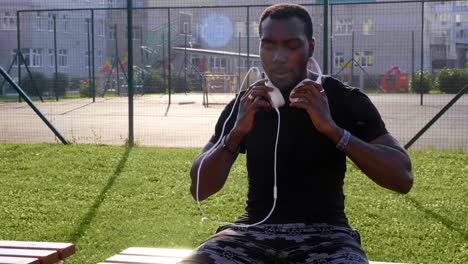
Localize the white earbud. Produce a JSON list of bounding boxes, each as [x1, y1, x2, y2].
[[266, 57, 323, 107]]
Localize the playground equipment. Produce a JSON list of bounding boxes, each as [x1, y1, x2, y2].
[[380, 66, 409, 92]]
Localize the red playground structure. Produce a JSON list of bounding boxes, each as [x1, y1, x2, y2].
[[380, 66, 409, 92]]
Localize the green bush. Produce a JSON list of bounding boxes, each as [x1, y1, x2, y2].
[[411, 70, 432, 94], [70, 78, 81, 92], [20, 71, 49, 97], [436, 68, 468, 94], [142, 69, 165, 93], [79, 79, 101, 97], [141, 66, 197, 94], [51, 72, 69, 99]]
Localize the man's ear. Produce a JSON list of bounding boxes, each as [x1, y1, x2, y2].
[[308, 38, 315, 58]]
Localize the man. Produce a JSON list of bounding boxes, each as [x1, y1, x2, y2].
[[183, 3, 413, 263]]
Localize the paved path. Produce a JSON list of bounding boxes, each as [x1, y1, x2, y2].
[[0, 93, 467, 149]]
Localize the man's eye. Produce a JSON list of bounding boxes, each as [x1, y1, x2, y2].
[[288, 41, 302, 50], [261, 42, 275, 50]]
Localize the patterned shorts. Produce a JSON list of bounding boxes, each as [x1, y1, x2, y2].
[[179, 223, 368, 264]]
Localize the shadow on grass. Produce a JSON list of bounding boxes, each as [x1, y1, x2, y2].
[[68, 147, 132, 243], [406, 196, 467, 241]]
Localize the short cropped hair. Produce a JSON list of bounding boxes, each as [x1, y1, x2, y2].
[[258, 3, 313, 40]]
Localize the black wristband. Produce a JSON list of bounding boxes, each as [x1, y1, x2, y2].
[[222, 136, 239, 154]]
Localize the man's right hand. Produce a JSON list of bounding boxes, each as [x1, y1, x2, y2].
[[232, 79, 273, 137]]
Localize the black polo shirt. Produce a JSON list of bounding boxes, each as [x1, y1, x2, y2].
[[210, 76, 388, 227]]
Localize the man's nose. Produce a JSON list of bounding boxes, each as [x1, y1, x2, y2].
[[272, 48, 287, 64]]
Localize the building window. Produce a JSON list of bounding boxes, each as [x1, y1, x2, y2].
[[235, 21, 246, 38], [97, 50, 103, 67], [1, 11, 16, 31], [178, 12, 192, 34], [84, 18, 90, 34], [125, 26, 142, 40], [97, 20, 104, 36], [49, 49, 55, 67], [209, 56, 227, 73], [236, 59, 247, 70], [455, 1, 468, 7], [363, 18, 373, 35], [334, 52, 345, 68], [133, 26, 142, 40], [108, 25, 116, 39], [62, 14, 70, 33], [58, 49, 68, 67], [12, 48, 42, 67], [85, 51, 90, 68], [48, 13, 55, 32], [31, 49, 43, 67], [12, 50, 19, 66], [250, 21, 259, 36], [22, 49, 30, 66], [191, 56, 199, 66], [355, 51, 373, 67], [335, 18, 353, 35], [36, 12, 44, 31]]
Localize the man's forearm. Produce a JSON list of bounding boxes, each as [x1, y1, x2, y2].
[[190, 133, 242, 201], [326, 127, 413, 193], [345, 136, 413, 193]]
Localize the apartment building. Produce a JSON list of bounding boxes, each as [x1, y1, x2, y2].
[[1, 0, 467, 95]]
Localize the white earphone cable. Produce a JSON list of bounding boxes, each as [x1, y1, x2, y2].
[[196, 57, 322, 227]]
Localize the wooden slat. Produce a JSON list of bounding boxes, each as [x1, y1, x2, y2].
[[0, 256, 40, 264], [0, 249, 58, 264], [102, 247, 404, 264], [120, 248, 192, 258], [0, 241, 75, 260], [104, 255, 182, 264]]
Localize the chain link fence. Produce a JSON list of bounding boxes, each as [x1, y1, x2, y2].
[[0, 0, 467, 149]]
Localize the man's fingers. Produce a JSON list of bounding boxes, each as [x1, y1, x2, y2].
[[292, 83, 325, 98], [244, 83, 273, 104], [248, 78, 268, 89]]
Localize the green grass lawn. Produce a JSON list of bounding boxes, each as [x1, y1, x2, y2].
[[0, 144, 466, 263]]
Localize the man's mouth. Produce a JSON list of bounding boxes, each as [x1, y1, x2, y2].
[[270, 71, 290, 78]]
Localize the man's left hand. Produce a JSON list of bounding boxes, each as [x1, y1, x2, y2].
[[289, 80, 338, 135]]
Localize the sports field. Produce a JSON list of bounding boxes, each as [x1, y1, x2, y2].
[[0, 92, 467, 149]]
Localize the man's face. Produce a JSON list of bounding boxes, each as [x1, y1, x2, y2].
[[259, 16, 314, 92]]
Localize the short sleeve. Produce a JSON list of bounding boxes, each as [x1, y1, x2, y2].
[[209, 92, 246, 152], [343, 89, 388, 142]]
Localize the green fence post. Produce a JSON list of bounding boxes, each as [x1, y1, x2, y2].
[[404, 83, 468, 150], [127, 0, 134, 147], [247, 6, 250, 76], [91, 9, 96, 103], [420, 2, 424, 106], [323, 0, 329, 74], [53, 14, 58, 101], [16, 11, 21, 102], [329, 3, 333, 75], [86, 17, 92, 98], [0, 66, 69, 144], [168, 8, 172, 106]]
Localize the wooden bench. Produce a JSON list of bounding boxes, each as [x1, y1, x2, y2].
[[0, 241, 75, 264], [99, 248, 192, 264], [100, 247, 403, 264]]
